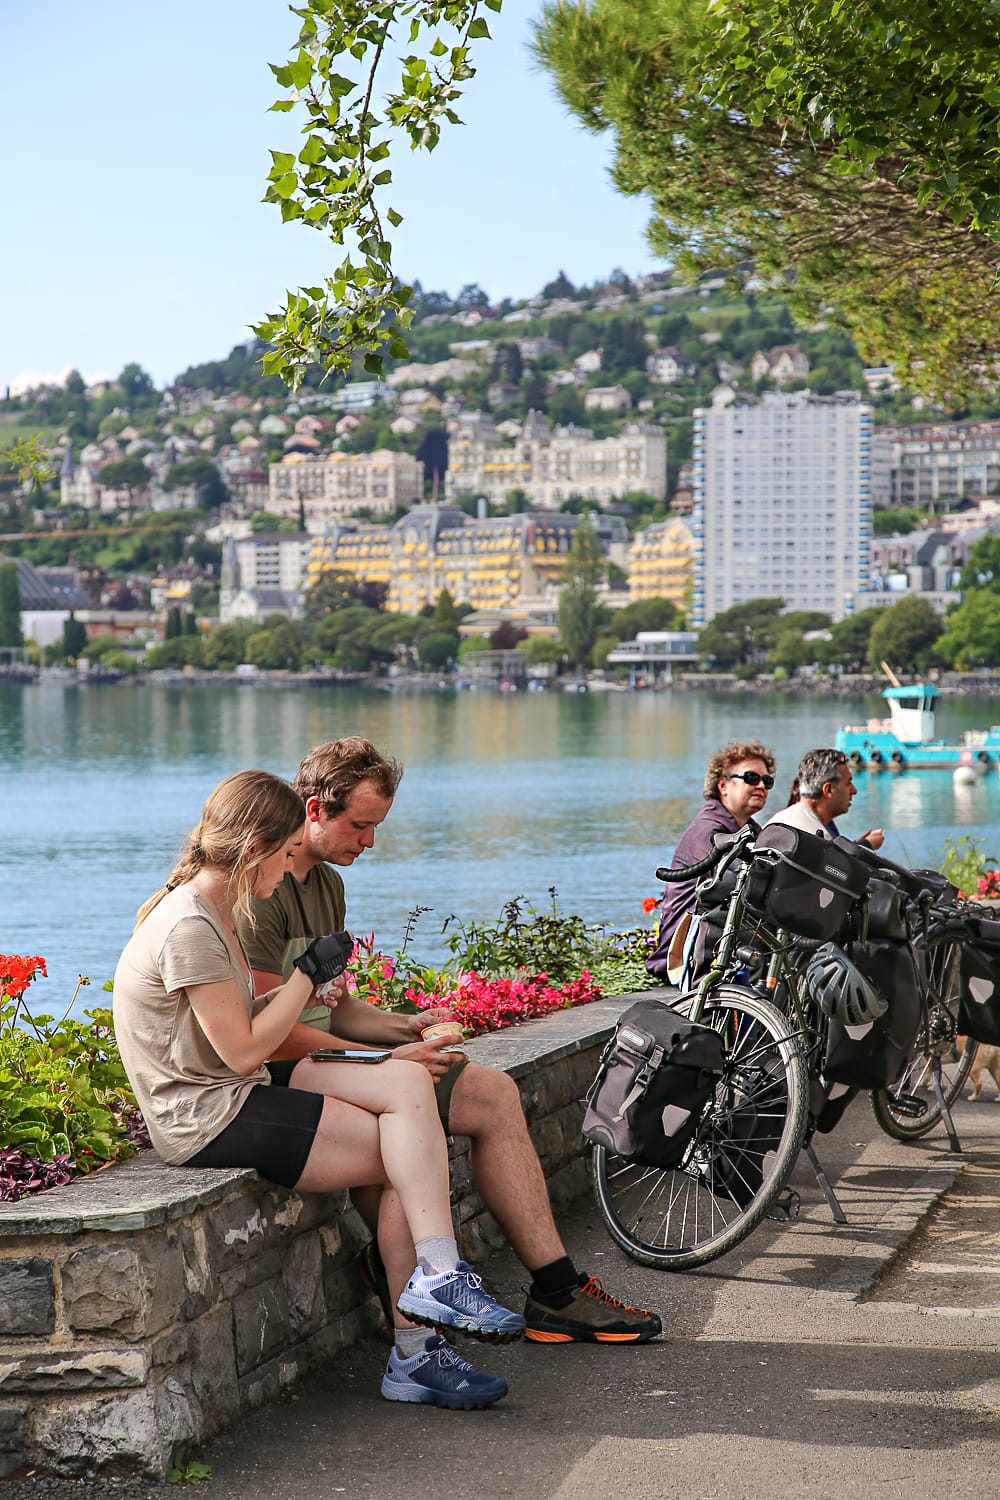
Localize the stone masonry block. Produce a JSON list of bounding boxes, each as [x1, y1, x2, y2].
[[178, 1219, 217, 1320], [530, 1115, 567, 1170], [459, 1213, 505, 1266], [317, 1206, 373, 1268], [149, 1325, 192, 1370], [189, 1305, 239, 1438], [238, 1246, 283, 1293], [238, 1347, 306, 1412], [261, 1187, 347, 1239], [62, 1236, 185, 1340], [31, 1387, 175, 1477], [205, 1194, 269, 1270], [0, 1349, 148, 1394], [0, 1258, 55, 1337], [318, 1219, 343, 1261], [0, 1406, 28, 1479], [305, 1303, 371, 1368], [545, 1159, 590, 1213], [321, 1254, 368, 1317], [519, 1061, 577, 1118], [232, 1279, 290, 1375], [280, 1232, 325, 1339]]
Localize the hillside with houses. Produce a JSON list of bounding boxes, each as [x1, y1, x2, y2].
[[5, 267, 1000, 682]]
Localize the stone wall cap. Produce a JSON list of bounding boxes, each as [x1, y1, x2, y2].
[[0, 1158, 256, 1236]]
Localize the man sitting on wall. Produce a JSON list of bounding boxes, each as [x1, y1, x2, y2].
[[768, 748, 884, 849], [647, 738, 777, 984], [242, 737, 662, 1365]]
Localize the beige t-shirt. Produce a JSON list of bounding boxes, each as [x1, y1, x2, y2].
[[113, 885, 268, 1165]]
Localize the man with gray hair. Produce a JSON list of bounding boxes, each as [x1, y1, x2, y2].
[[767, 748, 884, 849]]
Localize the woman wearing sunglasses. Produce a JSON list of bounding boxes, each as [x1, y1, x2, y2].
[[647, 739, 776, 984]]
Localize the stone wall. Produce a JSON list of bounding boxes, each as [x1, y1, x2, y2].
[[0, 994, 641, 1478]]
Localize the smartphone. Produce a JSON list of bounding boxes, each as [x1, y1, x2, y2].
[[309, 1048, 393, 1064]]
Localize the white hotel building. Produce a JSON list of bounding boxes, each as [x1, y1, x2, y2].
[[691, 391, 872, 626]]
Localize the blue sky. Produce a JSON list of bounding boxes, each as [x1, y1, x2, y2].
[[0, 1, 660, 395]]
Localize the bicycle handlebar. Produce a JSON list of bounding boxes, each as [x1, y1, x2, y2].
[[656, 823, 757, 884], [656, 847, 723, 883]]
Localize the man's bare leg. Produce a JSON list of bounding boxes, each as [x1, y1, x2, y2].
[[447, 1063, 566, 1269]]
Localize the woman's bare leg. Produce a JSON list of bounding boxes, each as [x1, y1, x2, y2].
[[291, 1057, 453, 1241]]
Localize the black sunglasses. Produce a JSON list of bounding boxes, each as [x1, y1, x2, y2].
[[726, 771, 775, 789]]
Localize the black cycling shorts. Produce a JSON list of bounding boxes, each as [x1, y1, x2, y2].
[[185, 1061, 324, 1188]]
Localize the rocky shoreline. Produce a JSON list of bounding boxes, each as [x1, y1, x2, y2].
[[4, 666, 1000, 697]]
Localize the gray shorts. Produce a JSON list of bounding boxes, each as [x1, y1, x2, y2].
[[435, 1056, 469, 1133]]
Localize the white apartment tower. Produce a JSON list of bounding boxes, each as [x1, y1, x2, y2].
[[692, 391, 872, 626]]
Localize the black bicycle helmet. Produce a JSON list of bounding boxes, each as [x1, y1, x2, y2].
[[806, 943, 888, 1027]]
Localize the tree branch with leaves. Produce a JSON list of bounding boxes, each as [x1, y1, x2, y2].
[[255, 0, 501, 392], [533, 0, 1000, 399]]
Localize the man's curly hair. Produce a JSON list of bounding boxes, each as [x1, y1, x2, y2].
[[293, 738, 403, 815], [703, 739, 776, 802]]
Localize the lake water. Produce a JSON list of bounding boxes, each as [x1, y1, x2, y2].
[[3, 680, 1000, 1016]]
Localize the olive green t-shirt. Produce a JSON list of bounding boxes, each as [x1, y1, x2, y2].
[[113, 886, 268, 1165], [243, 864, 347, 1032]]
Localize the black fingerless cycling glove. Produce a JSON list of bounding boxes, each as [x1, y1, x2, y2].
[[292, 931, 354, 984]]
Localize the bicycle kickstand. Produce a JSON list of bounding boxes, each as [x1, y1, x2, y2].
[[929, 1056, 963, 1154], [803, 1140, 849, 1224]]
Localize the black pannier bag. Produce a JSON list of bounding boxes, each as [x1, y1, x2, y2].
[[958, 917, 1000, 1046], [751, 824, 869, 941], [823, 940, 922, 1089], [863, 878, 911, 942], [910, 870, 961, 907], [843, 876, 911, 947], [582, 999, 726, 1170]]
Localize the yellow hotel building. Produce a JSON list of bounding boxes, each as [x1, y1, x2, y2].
[[627, 518, 694, 607], [305, 506, 627, 615]]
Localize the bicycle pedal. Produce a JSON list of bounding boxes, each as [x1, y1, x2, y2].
[[765, 1189, 800, 1222], [889, 1093, 929, 1119]]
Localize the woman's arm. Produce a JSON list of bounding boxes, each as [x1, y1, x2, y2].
[[187, 969, 317, 1075]]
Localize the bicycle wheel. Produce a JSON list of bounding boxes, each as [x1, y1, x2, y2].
[[871, 929, 977, 1141], [592, 985, 810, 1271]]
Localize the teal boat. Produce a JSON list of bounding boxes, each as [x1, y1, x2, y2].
[[836, 683, 1000, 770]]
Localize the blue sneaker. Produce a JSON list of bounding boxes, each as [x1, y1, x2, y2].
[[381, 1335, 507, 1409], [396, 1261, 526, 1342]]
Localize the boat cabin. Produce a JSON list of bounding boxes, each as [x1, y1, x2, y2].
[[883, 683, 939, 746]]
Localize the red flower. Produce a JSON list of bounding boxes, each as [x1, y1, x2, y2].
[[0, 955, 47, 1000], [642, 897, 659, 914]]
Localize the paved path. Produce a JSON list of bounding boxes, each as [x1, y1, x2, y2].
[[9, 1091, 1000, 1499]]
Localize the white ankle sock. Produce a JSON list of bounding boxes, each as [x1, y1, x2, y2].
[[414, 1235, 459, 1274]]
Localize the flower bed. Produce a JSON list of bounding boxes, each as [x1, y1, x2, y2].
[[0, 956, 147, 1204], [406, 969, 602, 1034]]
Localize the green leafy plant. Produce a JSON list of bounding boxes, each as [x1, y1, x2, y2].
[[586, 926, 659, 997], [0, 960, 146, 1201], [441, 890, 597, 985], [347, 911, 446, 1013], [166, 1458, 212, 1485], [939, 835, 999, 900]]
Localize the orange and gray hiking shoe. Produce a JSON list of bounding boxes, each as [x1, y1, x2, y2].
[[523, 1275, 662, 1344]]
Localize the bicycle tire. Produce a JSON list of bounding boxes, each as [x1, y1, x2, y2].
[[870, 929, 977, 1141], [592, 986, 810, 1271]]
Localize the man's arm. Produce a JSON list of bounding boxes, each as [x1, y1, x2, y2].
[[252, 966, 424, 1059]]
